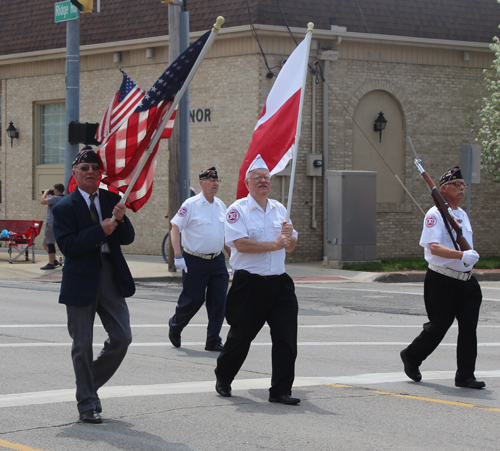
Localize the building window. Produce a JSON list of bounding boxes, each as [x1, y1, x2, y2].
[[34, 101, 66, 199], [39, 102, 65, 164]]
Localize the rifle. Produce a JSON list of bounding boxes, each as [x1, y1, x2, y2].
[[408, 137, 471, 252]]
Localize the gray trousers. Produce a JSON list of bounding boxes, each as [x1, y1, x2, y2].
[[66, 257, 132, 413]]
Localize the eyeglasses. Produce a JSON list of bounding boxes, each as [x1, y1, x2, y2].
[[248, 176, 271, 181], [76, 164, 101, 172], [445, 181, 467, 188], [203, 178, 220, 183]]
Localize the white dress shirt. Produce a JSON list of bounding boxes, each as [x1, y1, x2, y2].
[[225, 194, 298, 276], [420, 205, 474, 272], [171, 193, 226, 254]]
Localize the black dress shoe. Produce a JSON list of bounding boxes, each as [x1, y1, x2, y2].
[[455, 378, 486, 389], [79, 409, 102, 424], [215, 380, 232, 397], [269, 394, 301, 405], [169, 328, 181, 348], [205, 343, 224, 352], [400, 349, 422, 382]]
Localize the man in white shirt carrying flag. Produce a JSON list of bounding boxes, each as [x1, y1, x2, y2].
[[214, 155, 300, 405]]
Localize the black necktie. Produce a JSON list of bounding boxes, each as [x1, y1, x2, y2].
[[89, 194, 99, 224]]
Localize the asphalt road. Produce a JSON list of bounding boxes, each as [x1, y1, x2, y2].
[[1, 279, 500, 451]]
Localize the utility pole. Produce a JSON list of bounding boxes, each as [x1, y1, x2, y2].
[[167, 1, 182, 270], [179, 9, 191, 203], [64, 15, 80, 189], [63, 0, 94, 186]]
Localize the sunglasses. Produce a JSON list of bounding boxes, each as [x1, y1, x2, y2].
[[76, 164, 101, 172], [445, 181, 467, 188]]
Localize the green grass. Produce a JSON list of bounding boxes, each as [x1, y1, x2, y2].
[[342, 257, 500, 272]]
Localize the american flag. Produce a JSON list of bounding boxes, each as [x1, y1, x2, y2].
[[96, 30, 211, 212], [95, 69, 145, 144], [95, 68, 176, 144]]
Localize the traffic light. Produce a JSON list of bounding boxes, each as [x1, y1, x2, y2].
[[70, 0, 93, 14], [68, 121, 100, 146]]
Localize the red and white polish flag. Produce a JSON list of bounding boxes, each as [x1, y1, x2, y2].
[[236, 37, 310, 199]]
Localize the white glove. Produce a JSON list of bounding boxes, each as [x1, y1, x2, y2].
[[461, 249, 480, 266], [174, 256, 188, 273]]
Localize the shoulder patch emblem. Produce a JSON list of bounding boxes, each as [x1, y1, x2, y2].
[[425, 215, 437, 228], [227, 208, 240, 224], [178, 206, 187, 217]]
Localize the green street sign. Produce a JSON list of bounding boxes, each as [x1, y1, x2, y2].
[[55, 1, 78, 23]]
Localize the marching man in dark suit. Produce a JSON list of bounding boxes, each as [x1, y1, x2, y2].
[[53, 146, 135, 423]]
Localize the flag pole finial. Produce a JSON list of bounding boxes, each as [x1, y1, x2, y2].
[[213, 16, 225, 32], [307, 22, 314, 34]]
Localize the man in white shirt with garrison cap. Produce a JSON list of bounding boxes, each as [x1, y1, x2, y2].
[[214, 155, 301, 405], [400, 166, 484, 389], [168, 167, 230, 352]]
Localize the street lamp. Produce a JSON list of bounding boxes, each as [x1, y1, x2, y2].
[[6, 121, 19, 148], [374, 111, 387, 143]]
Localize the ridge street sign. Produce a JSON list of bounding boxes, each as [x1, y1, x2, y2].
[[55, 1, 78, 23]]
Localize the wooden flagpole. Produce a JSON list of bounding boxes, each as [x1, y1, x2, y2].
[[111, 16, 225, 220], [285, 22, 314, 221]]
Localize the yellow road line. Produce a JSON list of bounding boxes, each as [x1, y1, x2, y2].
[[0, 439, 48, 451], [326, 383, 500, 412]]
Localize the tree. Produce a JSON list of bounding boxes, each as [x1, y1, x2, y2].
[[477, 35, 500, 182]]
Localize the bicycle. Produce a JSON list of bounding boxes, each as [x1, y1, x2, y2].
[[161, 231, 169, 264]]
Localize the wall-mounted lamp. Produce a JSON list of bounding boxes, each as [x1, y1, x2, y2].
[[113, 52, 121, 63], [146, 48, 154, 58], [6, 121, 19, 148], [373, 111, 387, 143]]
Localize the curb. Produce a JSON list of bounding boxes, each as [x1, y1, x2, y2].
[[42, 271, 500, 285], [373, 271, 500, 283], [134, 275, 182, 284], [374, 272, 426, 283], [473, 271, 500, 282]]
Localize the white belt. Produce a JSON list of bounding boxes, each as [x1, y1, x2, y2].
[[428, 263, 472, 281], [183, 247, 221, 260]]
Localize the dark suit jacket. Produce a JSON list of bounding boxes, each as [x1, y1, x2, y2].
[[53, 188, 135, 306]]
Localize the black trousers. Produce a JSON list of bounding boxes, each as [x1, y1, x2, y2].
[[405, 269, 482, 380], [215, 270, 298, 397], [169, 252, 229, 346], [66, 257, 132, 413]]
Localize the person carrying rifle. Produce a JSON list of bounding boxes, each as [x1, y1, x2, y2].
[[400, 166, 485, 389]]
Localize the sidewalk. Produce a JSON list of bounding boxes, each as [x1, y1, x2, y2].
[[0, 248, 368, 283], [1, 247, 499, 283]]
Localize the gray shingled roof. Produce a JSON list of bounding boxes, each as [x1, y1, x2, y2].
[[1, 0, 500, 56]]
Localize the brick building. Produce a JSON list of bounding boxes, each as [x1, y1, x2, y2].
[[1, 0, 500, 261]]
